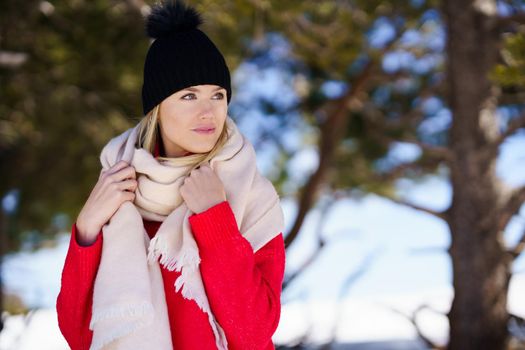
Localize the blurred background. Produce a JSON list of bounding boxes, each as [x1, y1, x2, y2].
[[1, 0, 525, 349]]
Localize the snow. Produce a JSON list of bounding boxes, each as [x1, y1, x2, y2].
[[1, 274, 524, 349], [0, 309, 68, 350]]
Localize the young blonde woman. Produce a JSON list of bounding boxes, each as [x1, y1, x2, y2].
[[56, 1, 286, 349]]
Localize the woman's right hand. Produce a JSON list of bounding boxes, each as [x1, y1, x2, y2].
[[75, 160, 138, 246]]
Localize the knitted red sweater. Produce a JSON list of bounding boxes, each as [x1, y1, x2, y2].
[[56, 199, 285, 350]]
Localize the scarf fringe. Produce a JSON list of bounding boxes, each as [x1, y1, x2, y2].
[[89, 303, 154, 350], [147, 235, 201, 272], [174, 274, 197, 298], [90, 301, 154, 327], [89, 318, 154, 350], [148, 234, 228, 349], [209, 313, 229, 350]]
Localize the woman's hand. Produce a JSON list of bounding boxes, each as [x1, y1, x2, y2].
[[180, 163, 227, 214], [76, 160, 137, 245]]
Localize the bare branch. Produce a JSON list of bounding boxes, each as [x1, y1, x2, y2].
[[376, 162, 428, 182], [494, 113, 525, 147], [400, 136, 453, 161], [373, 152, 447, 184], [384, 196, 449, 221], [369, 112, 453, 162], [498, 185, 525, 232], [377, 133, 453, 162], [319, 249, 381, 350], [497, 12, 525, 28], [284, 26, 407, 249], [282, 241, 325, 291], [387, 304, 446, 350], [508, 223, 525, 260], [283, 196, 336, 290], [509, 313, 525, 343], [284, 60, 376, 249]]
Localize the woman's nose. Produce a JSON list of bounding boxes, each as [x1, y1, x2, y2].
[[198, 101, 214, 117]]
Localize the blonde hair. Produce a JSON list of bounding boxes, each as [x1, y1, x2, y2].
[[134, 103, 230, 173]]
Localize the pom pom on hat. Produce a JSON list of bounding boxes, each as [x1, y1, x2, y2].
[[145, 0, 203, 39]]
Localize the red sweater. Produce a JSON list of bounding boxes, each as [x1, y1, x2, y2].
[[56, 199, 285, 350]]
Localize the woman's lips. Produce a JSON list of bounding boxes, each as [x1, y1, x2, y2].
[[192, 128, 215, 134]]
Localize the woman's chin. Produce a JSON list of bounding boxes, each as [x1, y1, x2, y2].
[[193, 141, 219, 153], [185, 146, 212, 154]]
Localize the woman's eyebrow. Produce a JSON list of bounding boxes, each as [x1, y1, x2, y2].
[[182, 87, 224, 92]]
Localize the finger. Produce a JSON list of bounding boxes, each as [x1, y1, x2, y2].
[[122, 191, 136, 202], [100, 161, 126, 176], [107, 160, 129, 175], [118, 179, 138, 192], [114, 166, 136, 181]]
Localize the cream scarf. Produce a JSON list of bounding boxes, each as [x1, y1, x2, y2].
[[89, 116, 285, 350]]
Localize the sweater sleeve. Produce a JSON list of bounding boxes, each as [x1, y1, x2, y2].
[[56, 222, 103, 350], [188, 200, 285, 350]]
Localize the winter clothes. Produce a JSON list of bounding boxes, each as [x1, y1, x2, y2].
[[56, 203, 285, 350], [88, 115, 284, 349], [56, 120, 286, 349]]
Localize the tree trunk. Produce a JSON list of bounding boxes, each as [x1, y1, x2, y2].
[[0, 208, 4, 332], [443, 0, 511, 349]]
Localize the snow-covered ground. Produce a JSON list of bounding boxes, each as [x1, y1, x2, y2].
[[1, 222, 524, 350], [2, 175, 524, 349], [1, 276, 524, 349]]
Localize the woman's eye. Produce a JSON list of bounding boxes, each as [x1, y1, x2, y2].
[[181, 93, 196, 100], [181, 92, 224, 100]]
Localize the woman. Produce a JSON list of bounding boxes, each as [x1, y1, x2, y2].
[[56, 1, 286, 349]]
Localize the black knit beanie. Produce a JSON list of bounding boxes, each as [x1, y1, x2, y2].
[[141, 0, 232, 116]]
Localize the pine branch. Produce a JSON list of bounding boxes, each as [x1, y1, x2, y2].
[[384, 196, 449, 221]]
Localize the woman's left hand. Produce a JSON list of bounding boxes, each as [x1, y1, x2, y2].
[[180, 163, 227, 214]]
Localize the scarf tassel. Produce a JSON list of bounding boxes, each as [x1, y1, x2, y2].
[[89, 302, 155, 350], [147, 235, 201, 271], [147, 234, 229, 350]]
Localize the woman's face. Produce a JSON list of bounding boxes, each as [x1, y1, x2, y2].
[[158, 84, 228, 157]]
